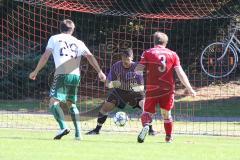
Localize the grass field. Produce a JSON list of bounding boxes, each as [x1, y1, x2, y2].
[[0, 128, 239, 160], [0, 112, 239, 136], [1, 96, 240, 117], [0, 83, 239, 159], [1, 82, 240, 117]]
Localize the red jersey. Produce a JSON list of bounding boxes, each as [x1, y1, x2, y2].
[[140, 45, 180, 98]]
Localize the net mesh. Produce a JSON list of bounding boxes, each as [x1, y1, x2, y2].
[[33, 0, 240, 19], [0, 0, 240, 136]]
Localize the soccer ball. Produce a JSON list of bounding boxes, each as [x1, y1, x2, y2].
[[113, 112, 128, 127]]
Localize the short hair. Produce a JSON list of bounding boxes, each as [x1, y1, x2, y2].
[[60, 19, 75, 34], [153, 32, 168, 45], [120, 48, 133, 57]]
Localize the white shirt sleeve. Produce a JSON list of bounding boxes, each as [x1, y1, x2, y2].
[[46, 36, 55, 51], [78, 40, 91, 56]]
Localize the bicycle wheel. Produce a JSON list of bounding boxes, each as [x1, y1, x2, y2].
[[200, 42, 238, 78]]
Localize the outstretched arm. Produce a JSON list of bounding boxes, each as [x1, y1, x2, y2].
[[29, 49, 52, 80], [175, 66, 196, 96], [84, 54, 106, 82]]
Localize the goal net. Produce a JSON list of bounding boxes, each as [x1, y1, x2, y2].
[[0, 0, 240, 136]]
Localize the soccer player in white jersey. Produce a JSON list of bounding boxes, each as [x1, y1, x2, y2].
[[29, 19, 106, 140]]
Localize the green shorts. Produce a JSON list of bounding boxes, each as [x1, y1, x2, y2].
[[50, 74, 80, 103]]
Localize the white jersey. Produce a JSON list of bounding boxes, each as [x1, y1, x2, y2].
[[46, 33, 90, 75]]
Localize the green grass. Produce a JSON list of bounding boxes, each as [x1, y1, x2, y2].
[[0, 128, 239, 160], [173, 100, 240, 117], [1, 97, 240, 117], [0, 100, 40, 111], [0, 98, 103, 111], [0, 113, 239, 136]]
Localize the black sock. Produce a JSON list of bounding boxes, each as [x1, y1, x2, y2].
[[149, 124, 153, 132], [95, 125, 102, 132], [95, 112, 108, 132]]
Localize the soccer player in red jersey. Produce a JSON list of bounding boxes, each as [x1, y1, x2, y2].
[[86, 48, 156, 136], [136, 32, 196, 143]]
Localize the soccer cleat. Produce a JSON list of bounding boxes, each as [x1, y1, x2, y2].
[[85, 129, 99, 135], [148, 129, 157, 136], [137, 125, 150, 143], [165, 135, 173, 143], [54, 128, 70, 140]]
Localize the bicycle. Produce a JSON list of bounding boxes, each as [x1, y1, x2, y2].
[[200, 27, 240, 78]]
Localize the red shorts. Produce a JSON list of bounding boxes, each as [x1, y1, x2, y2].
[[144, 94, 174, 113]]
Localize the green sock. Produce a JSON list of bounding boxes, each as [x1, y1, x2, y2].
[[50, 104, 67, 130], [70, 104, 81, 137]]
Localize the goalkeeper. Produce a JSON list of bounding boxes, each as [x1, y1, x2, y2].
[[86, 48, 156, 135]]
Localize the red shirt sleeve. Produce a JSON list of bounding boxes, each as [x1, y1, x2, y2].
[[173, 52, 181, 68], [139, 51, 147, 65]]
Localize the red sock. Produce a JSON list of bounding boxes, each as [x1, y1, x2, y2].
[[141, 112, 152, 126], [164, 119, 173, 135]]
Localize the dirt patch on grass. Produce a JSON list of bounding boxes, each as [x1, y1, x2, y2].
[[175, 81, 240, 102]]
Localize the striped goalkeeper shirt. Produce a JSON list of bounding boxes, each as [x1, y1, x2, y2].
[[107, 61, 143, 91]]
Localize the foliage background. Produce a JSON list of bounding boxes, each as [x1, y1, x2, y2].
[[0, 0, 240, 99]]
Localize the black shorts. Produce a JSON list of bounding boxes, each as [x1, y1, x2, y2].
[[106, 88, 145, 109]]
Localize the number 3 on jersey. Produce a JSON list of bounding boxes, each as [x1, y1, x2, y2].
[[158, 55, 167, 72]]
